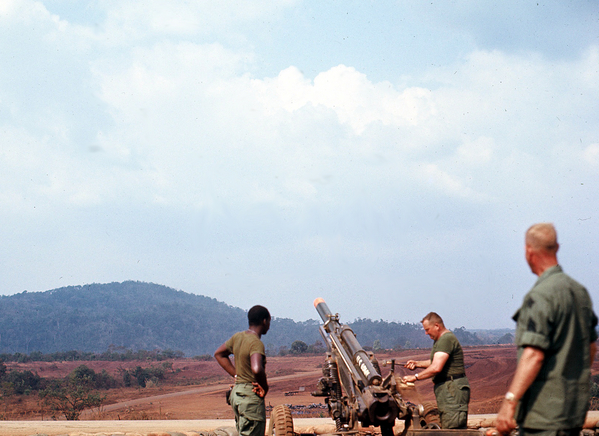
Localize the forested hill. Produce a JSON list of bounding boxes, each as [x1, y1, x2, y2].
[[0, 281, 513, 356]]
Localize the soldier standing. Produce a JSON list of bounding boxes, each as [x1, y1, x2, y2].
[[214, 305, 271, 436], [496, 223, 597, 436], [402, 312, 470, 429]]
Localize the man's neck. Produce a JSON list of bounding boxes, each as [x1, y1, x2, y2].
[[247, 326, 262, 338], [534, 260, 558, 277]]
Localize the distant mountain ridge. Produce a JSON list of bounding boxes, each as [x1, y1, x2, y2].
[[0, 281, 249, 356], [0, 281, 512, 356]]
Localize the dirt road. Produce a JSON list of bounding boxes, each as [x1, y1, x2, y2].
[[81, 368, 323, 418]]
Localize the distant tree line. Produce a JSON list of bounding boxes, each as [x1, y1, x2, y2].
[[0, 282, 513, 357], [0, 348, 185, 363]]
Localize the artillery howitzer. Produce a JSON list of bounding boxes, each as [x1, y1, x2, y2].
[[310, 298, 437, 436], [267, 299, 528, 436]]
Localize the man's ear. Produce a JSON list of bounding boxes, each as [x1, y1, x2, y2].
[[525, 244, 533, 258]]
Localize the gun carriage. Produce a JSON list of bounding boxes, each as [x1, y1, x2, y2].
[[311, 298, 411, 436], [268, 298, 487, 436]]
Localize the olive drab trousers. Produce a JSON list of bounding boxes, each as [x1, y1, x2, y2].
[[433, 377, 470, 429], [231, 383, 266, 436]]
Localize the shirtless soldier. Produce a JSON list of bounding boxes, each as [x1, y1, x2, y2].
[[214, 305, 271, 436]]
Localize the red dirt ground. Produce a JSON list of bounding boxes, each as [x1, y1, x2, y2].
[[3, 345, 598, 421]]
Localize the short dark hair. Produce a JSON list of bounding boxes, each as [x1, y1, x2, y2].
[[248, 305, 271, 326]]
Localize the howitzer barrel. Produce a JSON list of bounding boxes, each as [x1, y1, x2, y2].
[[314, 297, 335, 324], [314, 298, 381, 386]]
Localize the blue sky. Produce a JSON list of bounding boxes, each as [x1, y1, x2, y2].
[[1, 0, 598, 329]]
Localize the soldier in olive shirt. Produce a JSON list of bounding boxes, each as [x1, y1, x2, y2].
[[497, 223, 598, 436], [215, 305, 271, 436], [402, 312, 470, 428]]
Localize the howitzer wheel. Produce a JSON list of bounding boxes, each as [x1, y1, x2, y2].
[[268, 404, 294, 436], [421, 402, 440, 428]]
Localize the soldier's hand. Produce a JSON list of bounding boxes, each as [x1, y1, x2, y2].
[[402, 375, 417, 384], [495, 400, 517, 435], [252, 382, 267, 398], [404, 360, 417, 370]]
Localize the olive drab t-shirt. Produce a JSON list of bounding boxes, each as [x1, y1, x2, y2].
[[514, 265, 598, 430], [225, 331, 266, 384], [430, 331, 465, 385]]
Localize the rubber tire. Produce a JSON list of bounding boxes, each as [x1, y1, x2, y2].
[[421, 402, 440, 427], [268, 405, 294, 436]]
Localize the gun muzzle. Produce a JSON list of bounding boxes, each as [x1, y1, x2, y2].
[[314, 297, 382, 387], [314, 298, 333, 324]]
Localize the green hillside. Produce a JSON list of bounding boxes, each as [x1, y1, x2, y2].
[[0, 281, 509, 356], [0, 281, 249, 356]]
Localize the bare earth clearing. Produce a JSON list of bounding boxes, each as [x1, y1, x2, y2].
[[2, 345, 599, 436]]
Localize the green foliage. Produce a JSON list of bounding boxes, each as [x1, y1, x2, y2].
[[40, 381, 104, 420], [12, 353, 30, 363], [121, 365, 165, 388], [97, 369, 117, 389], [468, 328, 516, 344], [0, 348, 186, 363], [0, 360, 44, 398], [307, 340, 325, 354], [452, 327, 483, 346], [69, 365, 95, 388], [193, 354, 214, 361], [350, 318, 429, 349], [496, 333, 514, 344], [5, 370, 42, 394], [0, 281, 509, 356], [39, 365, 107, 420], [0, 281, 247, 356], [68, 365, 118, 390], [290, 340, 308, 354], [0, 380, 14, 399], [122, 370, 132, 387]]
